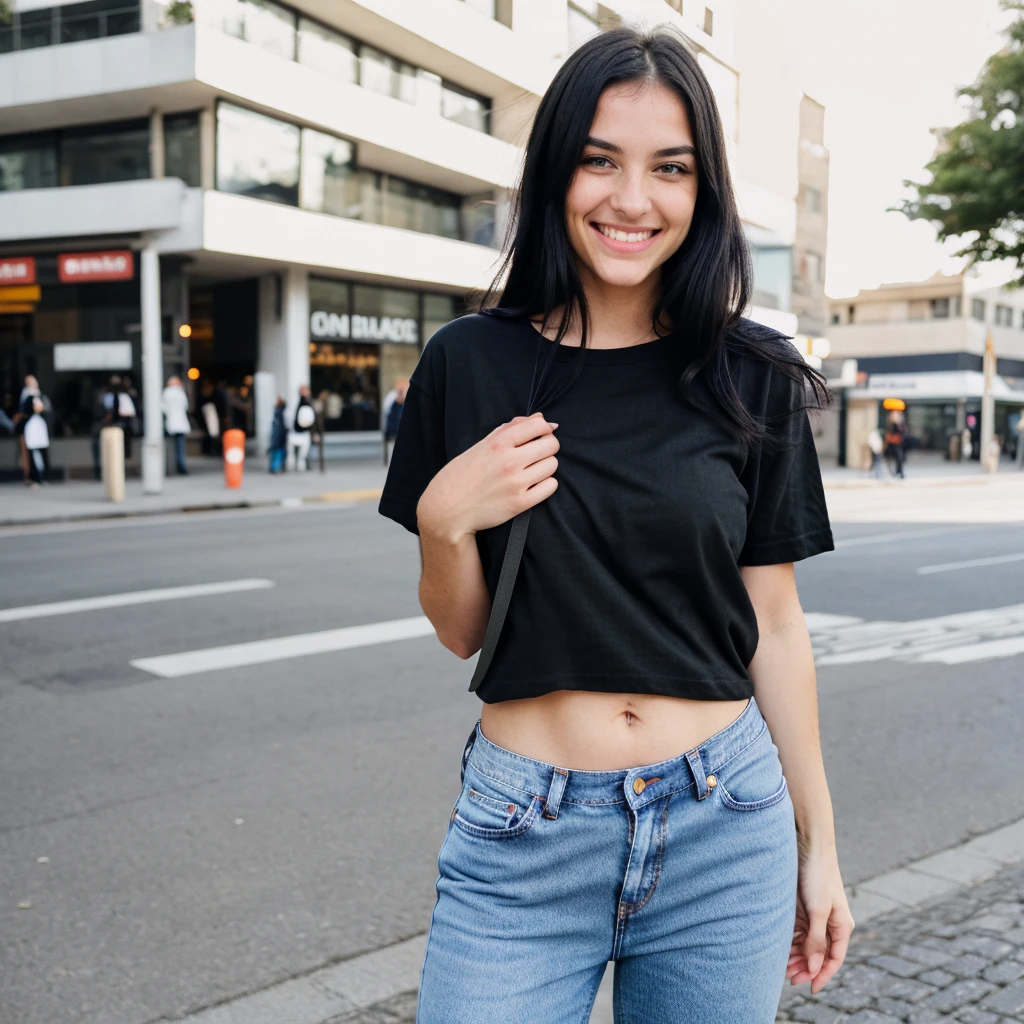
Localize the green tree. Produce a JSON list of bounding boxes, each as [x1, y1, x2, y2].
[[163, 1, 194, 25], [0, 0, 13, 27], [895, 0, 1024, 285]]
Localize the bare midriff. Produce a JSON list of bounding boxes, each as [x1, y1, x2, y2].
[[479, 690, 750, 771]]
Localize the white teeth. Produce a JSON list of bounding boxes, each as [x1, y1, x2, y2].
[[598, 225, 655, 242]]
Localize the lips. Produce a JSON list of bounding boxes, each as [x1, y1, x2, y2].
[[590, 222, 662, 252]]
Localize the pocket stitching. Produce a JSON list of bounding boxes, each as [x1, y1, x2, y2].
[[452, 796, 540, 840], [717, 775, 789, 811]]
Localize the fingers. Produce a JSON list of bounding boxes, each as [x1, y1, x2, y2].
[[502, 412, 558, 446], [802, 903, 830, 980], [787, 908, 855, 992]]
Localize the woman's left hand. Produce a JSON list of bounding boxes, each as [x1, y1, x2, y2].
[[787, 843, 855, 993]]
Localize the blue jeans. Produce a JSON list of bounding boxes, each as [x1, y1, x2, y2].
[[418, 696, 797, 1023], [172, 433, 187, 474], [269, 447, 285, 473]]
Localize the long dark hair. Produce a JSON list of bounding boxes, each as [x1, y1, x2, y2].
[[474, 25, 829, 444]]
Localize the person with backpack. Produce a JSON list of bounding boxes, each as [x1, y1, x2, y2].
[[288, 384, 316, 472], [23, 396, 50, 487], [378, 27, 850, 1022]]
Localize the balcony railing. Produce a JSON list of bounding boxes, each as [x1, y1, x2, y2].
[[0, 1, 140, 53]]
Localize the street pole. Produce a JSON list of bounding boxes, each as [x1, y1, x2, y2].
[[981, 331, 996, 473], [141, 245, 164, 495]]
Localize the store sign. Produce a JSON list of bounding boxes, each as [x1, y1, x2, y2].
[[310, 310, 418, 344], [58, 250, 134, 283], [53, 342, 133, 372], [0, 257, 36, 285]]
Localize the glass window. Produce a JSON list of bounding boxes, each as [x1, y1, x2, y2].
[[931, 297, 950, 319], [416, 69, 443, 115], [214, 0, 295, 59], [297, 17, 358, 82], [423, 293, 457, 343], [384, 177, 460, 239], [805, 251, 822, 285], [60, 0, 140, 44], [19, 8, 55, 49], [750, 245, 792, 312], [216, 102, 299, 205], [60, 119, 150, 186], [164, 112, 201, 187], [995, 304, 1013, 327], [300, 128, 355, 217], [359, 45, 417, 104], [805, 185, 822, 213], [0, 133, 59, 191], [971, 298, 986, 322], [441, 82, 491, 133]]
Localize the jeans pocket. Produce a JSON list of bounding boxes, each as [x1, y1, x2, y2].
[[715, 732, 790, 812], [452, 772, 540, 840]]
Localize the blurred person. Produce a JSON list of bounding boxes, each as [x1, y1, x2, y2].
[[1015, 409, 1024, 470], [382, 377, 409, 466], [198, 380, 224, 455], [377, 27, 849, 1022], [884, 411, 905, 479], [0, 405, 13, 434], [22, 396, 49, 487], [14, 375, 52, 486], [161, 376, 191, 475], [115, 377, 137, 461], [288, 384, 315, 471], [867, 427, 887, 478], [268, 396, 288, 473]]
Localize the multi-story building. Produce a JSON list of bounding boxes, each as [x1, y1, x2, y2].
[[0, 0, 824, 484], [792, 94, 828, 339], [828, 269, 1024, 466]]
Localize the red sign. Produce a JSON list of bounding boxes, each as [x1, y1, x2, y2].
[[58, 250, 134, 283], [0, 257, 36, 285]]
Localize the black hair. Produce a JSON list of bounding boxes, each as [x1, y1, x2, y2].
[[474, 25, 830, 443]]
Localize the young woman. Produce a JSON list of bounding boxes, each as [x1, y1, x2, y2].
[[378, 26, 853, 1024]]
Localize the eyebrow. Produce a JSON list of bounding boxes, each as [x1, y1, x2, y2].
[[584, 136, 696, 159]]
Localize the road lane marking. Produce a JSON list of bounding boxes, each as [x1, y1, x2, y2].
[[832, 527, 973, 549], [0, 579, 275, 623], [918, 636, 1024, 664], [917, 552, 1024, 575], [131, 615, 436, 678]]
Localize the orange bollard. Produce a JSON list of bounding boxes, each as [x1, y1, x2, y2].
[[223, 428, 245, 489]]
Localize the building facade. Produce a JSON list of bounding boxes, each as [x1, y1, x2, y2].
[[828, 269, 1024, 467], [0, 0, 824, 481]]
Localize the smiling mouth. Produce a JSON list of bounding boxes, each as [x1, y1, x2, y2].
[[592, 223, 662, 243]]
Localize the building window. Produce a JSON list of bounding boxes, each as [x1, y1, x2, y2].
[[297, 17, 358, 83], [804, 185, 822, 214], [931, 298, 950, 318], [441, 81, 491, 134], [60, 119, 150, 186], [383, 177, 461, 240], [568, 2, 600, 50], [971, 298, 986, 322], [0, 0, 140, 53], [164, 112, 201, 187], [804, 251, 823, 285], [750, 245, 792, 312], [0, 132, 59, 191], [299, 128, 356, 217], [215, 102, 299, 206], [831, 312, 840, 325], [218, 0, 296, 60], [359, 45, 419, 105], [995, 303, 1013, 327], [848, 304, 855, 323], [703, 6, 714, 35]]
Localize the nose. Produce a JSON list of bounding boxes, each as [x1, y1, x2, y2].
[[609, 169, 653, 221]]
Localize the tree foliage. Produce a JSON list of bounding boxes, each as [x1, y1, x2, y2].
[[163, 1, 194, 26], [0, 0, 12, 28], [895, 1, 1024, 285]]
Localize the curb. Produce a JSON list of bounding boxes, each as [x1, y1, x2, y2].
[[157, 815, 1024, 1024], [0, 489, 383, 529]]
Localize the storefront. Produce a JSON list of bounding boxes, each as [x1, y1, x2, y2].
[[307, 276, 460, 432]]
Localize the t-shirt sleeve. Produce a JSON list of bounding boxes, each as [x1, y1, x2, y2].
[[739, 369, 834, 566], [377, 378, 447, 536]]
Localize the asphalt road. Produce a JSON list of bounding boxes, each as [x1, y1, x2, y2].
[[0, 503, 1022, 1024]]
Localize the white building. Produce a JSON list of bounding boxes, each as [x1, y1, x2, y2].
[[0, 0, 821, 481]]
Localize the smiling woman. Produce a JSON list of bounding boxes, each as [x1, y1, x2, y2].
[[378, 24, 850, 1024]]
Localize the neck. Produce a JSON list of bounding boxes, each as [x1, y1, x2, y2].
[[573, 265, 668, 347]]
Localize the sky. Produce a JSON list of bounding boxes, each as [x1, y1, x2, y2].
[[789, 0, 1010, 298]]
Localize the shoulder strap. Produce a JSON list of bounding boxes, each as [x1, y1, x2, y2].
[[468, 507, 531, 692]]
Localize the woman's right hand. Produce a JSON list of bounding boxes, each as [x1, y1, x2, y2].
[[416, 412, 560, 543]]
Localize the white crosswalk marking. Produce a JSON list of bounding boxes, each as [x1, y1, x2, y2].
[[809, 603, 1024, 667], [131, 616, 437, 678], [917, 552, 1024, 575], [0, 579, 275, 623]]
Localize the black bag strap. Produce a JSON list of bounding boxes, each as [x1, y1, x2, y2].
[[468, 507, 531, 692]]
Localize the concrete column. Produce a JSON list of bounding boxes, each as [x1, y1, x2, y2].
[[150, 108, 165, 179], [140, 246, 165, 495], [258, 267, 310, 420], [199, 106, 216, 190]]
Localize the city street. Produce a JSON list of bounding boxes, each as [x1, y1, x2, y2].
[[1, 472, 1023, 1024]]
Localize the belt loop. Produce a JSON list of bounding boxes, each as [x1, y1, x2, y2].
[[686, 749, 711, 801], [460, 722, 479, 786], [542, 767, 569, 820]]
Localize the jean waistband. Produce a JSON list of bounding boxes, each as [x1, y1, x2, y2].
[[460, 695, 767, 811]]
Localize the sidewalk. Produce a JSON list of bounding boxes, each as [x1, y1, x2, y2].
[[0, 458, 391, 526]]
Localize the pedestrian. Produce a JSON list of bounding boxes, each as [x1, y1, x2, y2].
[[382, 377, 408, 466], [14, 375, 52, 486], [161, 375, 191, 475], [884, 412, 905, 479], [1015, 409, 1024, 471], [198, 380, 224, 455], [22, 396, 49, 488], [268, 396, 287, 473], [288, 384, 315, 471], [867, 427, 887, 478], [378, 27, 852, 1022], [113, 377, 137, 461]]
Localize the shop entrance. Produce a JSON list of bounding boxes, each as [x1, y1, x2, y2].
[[310, 341, 380, 431]]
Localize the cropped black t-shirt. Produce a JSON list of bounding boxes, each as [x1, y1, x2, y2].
[[378, 312, 834, 704]]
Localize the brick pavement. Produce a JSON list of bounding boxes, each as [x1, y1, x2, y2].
[[332, 863, 1024, 1023]]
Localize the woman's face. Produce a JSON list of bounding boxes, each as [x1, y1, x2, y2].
[[564, 81, 699, 293]]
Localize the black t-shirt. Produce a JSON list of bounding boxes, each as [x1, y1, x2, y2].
[[378, 312, 834, 704]]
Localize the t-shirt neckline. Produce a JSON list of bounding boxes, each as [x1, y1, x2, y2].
[[513, 315, 676, 364]]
